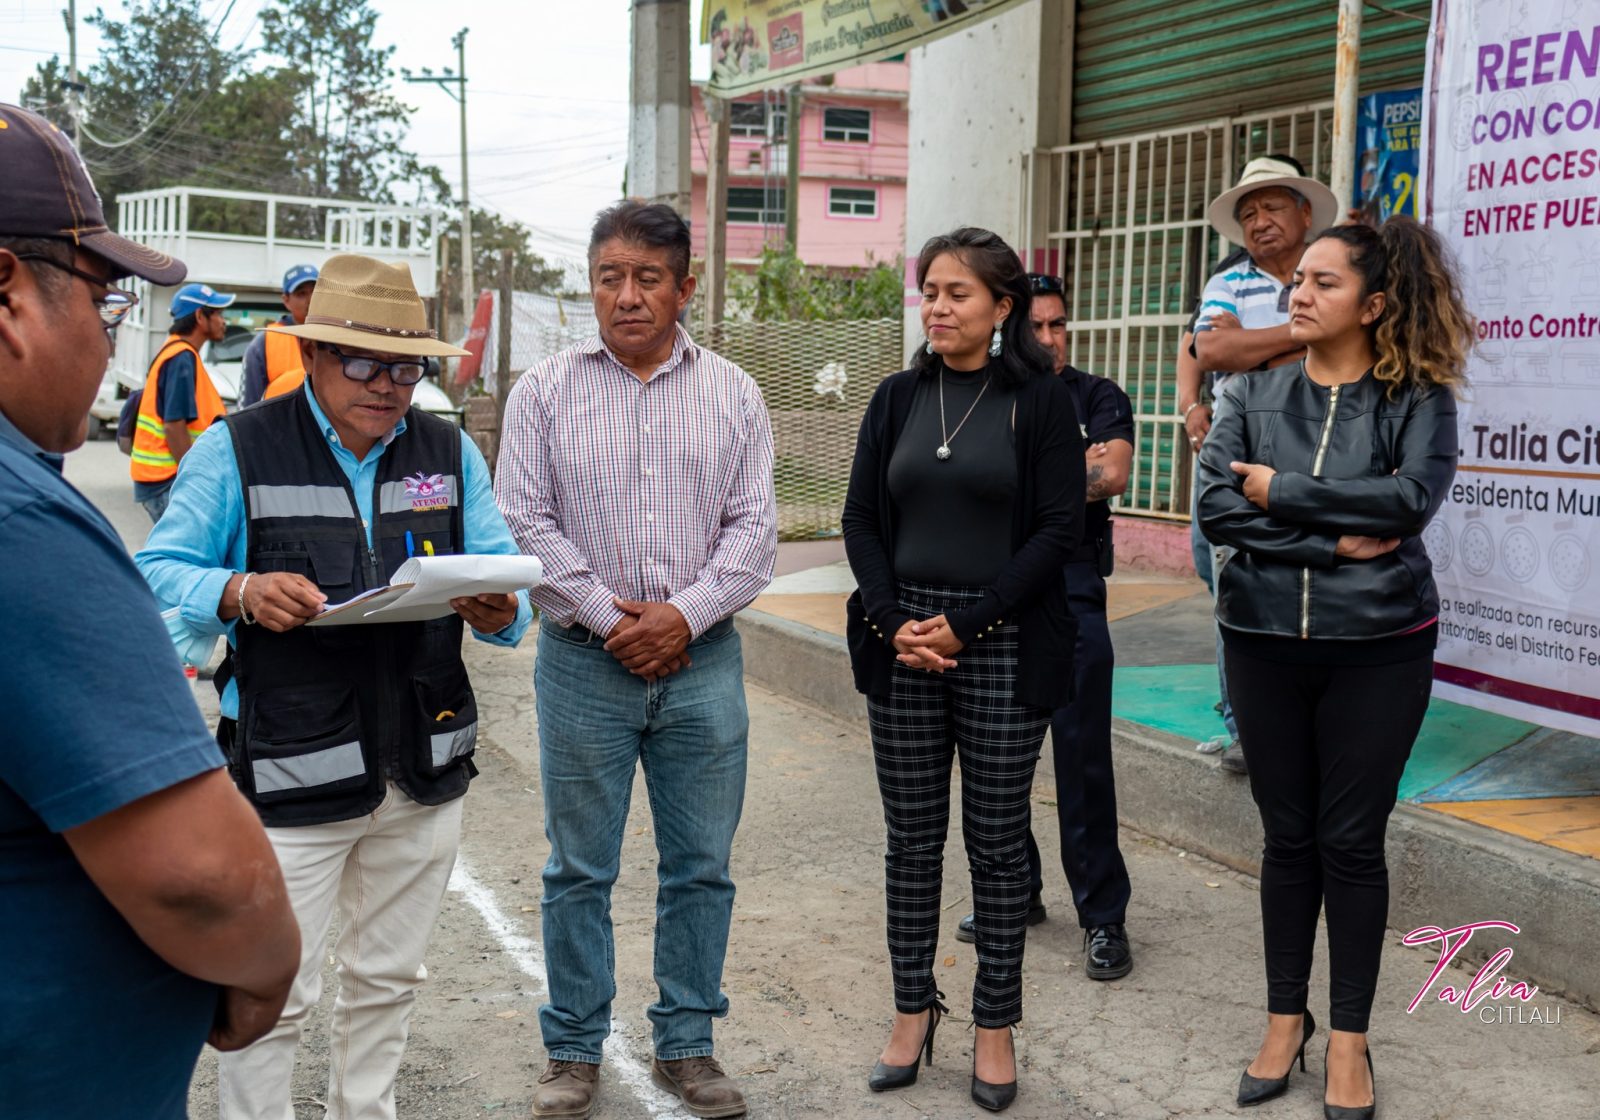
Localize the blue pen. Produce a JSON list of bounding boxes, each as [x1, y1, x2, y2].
[[405, 530, 415, 558]]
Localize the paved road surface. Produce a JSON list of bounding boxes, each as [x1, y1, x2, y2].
[[59, 438, 1600, 1119]]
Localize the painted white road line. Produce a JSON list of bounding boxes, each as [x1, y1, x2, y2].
[[448, 858, 678, 1117]]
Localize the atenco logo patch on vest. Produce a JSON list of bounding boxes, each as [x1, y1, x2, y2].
[[403, 471, 452, 511]]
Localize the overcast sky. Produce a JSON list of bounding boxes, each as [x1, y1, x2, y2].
[[1, 0, 715, 265]]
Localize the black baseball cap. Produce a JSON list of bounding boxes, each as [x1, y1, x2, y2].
[[0, 102, 186, 285]]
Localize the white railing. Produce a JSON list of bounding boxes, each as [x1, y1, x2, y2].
[[1020, 100, 1335, 520]]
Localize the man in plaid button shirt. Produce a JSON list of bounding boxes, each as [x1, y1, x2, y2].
[[496, 200, 776, 1120]]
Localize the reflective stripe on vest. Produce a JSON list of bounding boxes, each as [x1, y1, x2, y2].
[[130, 337, 226, 483], [247, 484, 354, 520]]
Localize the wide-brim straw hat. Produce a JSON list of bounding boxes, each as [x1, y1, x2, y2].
[[1206, 156, 1341, 246], [275, 254, 470, 358]]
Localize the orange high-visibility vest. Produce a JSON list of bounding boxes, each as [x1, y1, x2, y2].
[[262, 369, 306, 399], [263, 326, 306, 393], [129, 337, 226, 484]]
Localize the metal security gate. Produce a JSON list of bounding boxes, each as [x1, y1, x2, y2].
[[1020, 100, 1337, 519]]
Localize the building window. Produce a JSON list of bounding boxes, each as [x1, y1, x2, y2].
[[729, 99, 786, 141], [727, 185, 786, 225], [828, 187, 878, 218], [822, 107, 872, 143]]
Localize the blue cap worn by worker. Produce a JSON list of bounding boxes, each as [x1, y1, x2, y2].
[[281, 263, 319, 295], [170, 282, 235, 320]]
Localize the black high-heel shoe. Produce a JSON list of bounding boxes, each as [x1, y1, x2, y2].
[[1323, 1040, 1376, 1120], [1236, 1009, 1317, 1107], [868, 992, 948, 1092], [970, 1024, 1018, 1112]]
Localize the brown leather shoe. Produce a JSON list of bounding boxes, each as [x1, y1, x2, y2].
[[530, 1059, 599, 1119], [650, 1056, 747, 1118]]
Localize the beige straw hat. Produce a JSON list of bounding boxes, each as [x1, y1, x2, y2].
[[276, 254, 470, 358], [1206, 156, 1341, 247]]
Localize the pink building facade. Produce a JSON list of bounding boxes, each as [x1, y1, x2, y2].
[[689, 60, 909, 270]]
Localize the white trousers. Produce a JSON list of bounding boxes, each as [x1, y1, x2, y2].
[[217, 785, 464, 1120]]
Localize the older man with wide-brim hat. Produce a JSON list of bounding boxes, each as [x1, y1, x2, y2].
[[136, 252, 534, 1120], [1192, 155, 1341, 380], [1184, 154, 1340, 776]]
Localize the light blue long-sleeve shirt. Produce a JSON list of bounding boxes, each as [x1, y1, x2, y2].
[[136, 383, 531, 718]]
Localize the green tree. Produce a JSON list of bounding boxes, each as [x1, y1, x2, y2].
[[18, 55, 72, 131], [258, 0, 428, 204], [439, 208, 566, 294]]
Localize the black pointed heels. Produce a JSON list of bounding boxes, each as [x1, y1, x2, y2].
[[970, 1024, 1018, 1112], [1237, 1009, 1317, 1107], [1323, 1040, 1376, 1120], [868, 993, 948, 1092]]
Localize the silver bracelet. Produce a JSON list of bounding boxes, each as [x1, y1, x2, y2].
[[1182, 401, 1204, 419], [237, 572, 256, 626]]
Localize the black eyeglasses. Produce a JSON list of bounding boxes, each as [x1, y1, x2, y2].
[[319, 344, 431, 386], [1028, 274, 1064, 295], [14, 252, 139, 331]]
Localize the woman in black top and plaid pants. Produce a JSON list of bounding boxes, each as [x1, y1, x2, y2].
[[843, 228, 1083, 1113]]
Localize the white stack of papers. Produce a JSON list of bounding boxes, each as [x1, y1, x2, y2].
[[307, 554, 542, 626]]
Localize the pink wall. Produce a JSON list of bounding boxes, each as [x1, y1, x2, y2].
[[689, 60, 908, 271]]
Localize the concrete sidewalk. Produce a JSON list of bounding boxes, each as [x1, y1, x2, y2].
[[743, 541, 1600, 1013]]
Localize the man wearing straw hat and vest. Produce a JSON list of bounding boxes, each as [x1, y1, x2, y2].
[[136, 253, 533, 1120], [240, 262, 318, 406], [1189, 154, 1340, 774], [130, 281, 234, 521]]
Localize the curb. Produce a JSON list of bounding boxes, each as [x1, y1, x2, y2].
[[735, 607, 1600, 1012]]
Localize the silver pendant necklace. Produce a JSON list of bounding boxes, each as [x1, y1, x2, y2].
[[936, 366, 991, 460]]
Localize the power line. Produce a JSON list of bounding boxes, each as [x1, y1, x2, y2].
[[77, 0, 243, 149]]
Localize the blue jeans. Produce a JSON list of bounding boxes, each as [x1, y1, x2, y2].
[[534, 618, 749, 1063], [138, 482, 173, 523], [1193, 442, 1238, 741]]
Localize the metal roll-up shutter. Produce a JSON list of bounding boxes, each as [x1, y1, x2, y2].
[[1072, 0, 1432, 142]]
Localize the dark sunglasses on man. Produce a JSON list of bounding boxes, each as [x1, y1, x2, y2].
[[1028, 273, 1065, 296], [13, 251, 139, 333], [318, 343, 434, 386]]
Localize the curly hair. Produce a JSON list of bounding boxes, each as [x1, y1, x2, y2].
[[1310, 217, 1475, 397]]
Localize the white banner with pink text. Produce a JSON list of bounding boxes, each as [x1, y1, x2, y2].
[[1421, 0, 1600, 735]]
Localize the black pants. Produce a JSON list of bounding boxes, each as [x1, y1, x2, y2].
[[868, 580, 1052, 1028], [1224, 644, 1433, 1033], [1021, 562, 1131, 927]]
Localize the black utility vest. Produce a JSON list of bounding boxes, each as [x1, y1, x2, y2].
[[224, 389, 478, 827]]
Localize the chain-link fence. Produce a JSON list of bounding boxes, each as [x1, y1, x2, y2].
[[480, 290, 600, 399], [701, 317, 906, 540]]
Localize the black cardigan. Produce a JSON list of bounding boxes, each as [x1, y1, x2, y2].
[[841, 367, 1085, 709]]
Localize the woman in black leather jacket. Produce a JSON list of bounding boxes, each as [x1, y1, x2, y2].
[[1197, 217, 1474, 1120]]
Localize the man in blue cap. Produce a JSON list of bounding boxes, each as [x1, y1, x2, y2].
[[129, 281, 235, 520], [240, 263, 318, 407]]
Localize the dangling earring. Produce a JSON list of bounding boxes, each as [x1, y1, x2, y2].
[[925, 339, 936, 356], [989, 324, 1004, 358]]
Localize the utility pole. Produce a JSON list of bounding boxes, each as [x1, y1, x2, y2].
[[627, 0, 691, 216], [66, 0, 82, 145], [784, 85, 801, 252], [1329, 0, 1362, 218], [404, 29, 473, 324], [703, 94, 731, 337]]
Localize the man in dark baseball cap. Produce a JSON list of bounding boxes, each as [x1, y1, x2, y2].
[[0, 101, 301, 1118]]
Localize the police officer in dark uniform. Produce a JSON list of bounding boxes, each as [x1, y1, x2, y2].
[[956, 273, 1137, 981]]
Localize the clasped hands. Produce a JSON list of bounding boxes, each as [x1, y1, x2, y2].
[[1230, 461, 1399, 562], [893, 614, 964, 673], [604, 597, 692, 681]]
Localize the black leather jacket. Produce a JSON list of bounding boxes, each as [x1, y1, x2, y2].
[[1197, 361, 1458, 641]]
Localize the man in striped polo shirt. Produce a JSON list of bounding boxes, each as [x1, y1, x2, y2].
[[1190, 155, 1339, 773]]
